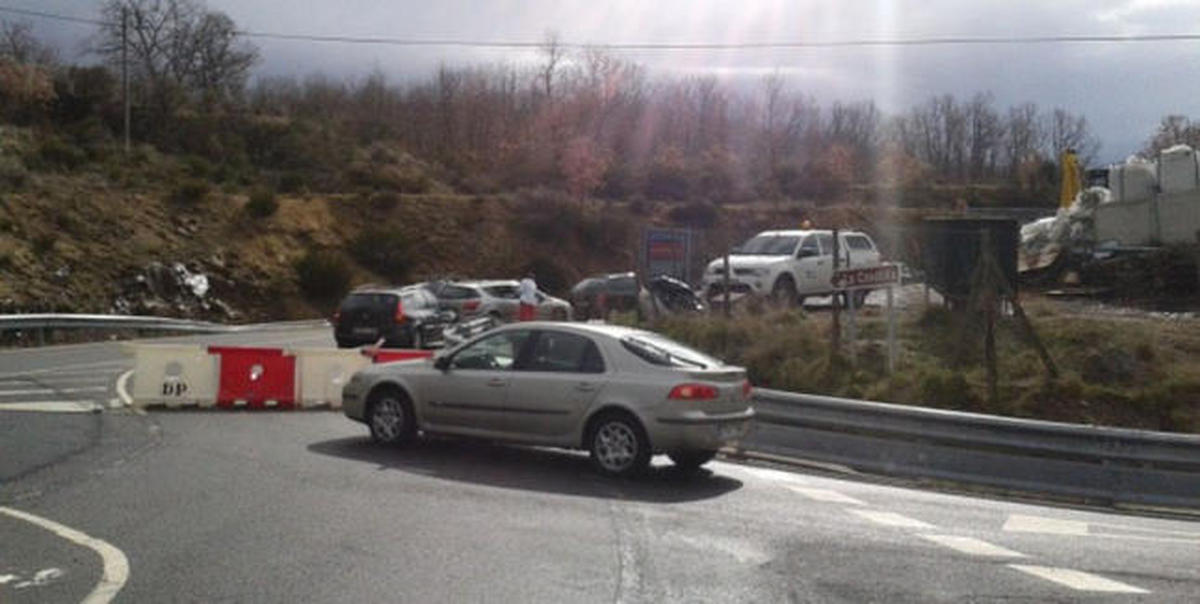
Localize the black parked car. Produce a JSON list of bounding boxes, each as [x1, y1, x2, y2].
[[333, 286, 455, 349]]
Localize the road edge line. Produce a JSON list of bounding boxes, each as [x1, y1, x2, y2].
[[0, 506, 129, 603]]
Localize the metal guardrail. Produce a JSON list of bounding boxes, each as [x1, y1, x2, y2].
[[746, 389, 1200, 510], [0, 314, 331, 344]]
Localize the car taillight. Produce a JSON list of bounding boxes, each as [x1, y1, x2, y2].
[[462, 300, 480, 312], [668, 383, 719, 401], [741, 379, 752, 399], [394, 299, 406, 323]]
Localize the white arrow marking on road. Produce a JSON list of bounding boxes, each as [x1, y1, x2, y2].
[[919, 534, 1026, 558], [1003, 514, 1088, 535], [0, 401, 102, 413], [0, 507, 129, 604], [1008, 564, 1149, 594], [0, 387, 108, 396], [849, 510, 934, 529], [785, 486, 866, 505]]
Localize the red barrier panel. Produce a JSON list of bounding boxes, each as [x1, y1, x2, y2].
[[370, 349, 434, 364], [208, 346, 296, 408]]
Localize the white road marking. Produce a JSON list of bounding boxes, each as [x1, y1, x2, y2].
[[739, 466, 808, 484], [0, 574, 17, 584], [116, 370, 133, 407], [0, 386, 108, 396], [919, 534, 1026, 558], [14, 568, 64, 589], [0, 507, 129, 604], [1003, 514, 1088, 536], [0, 401, 101, 413], [1008, 564, 1149, 594], [0, 361, 128, 380], [849, 510, 934, 529], [785, 486, 866, 505]]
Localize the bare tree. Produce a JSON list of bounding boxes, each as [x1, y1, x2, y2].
[[1045, 107, 1099, 166], [0, 20, 57, 66], [96, 0, 257, 112], [1143, 115, 1200, 157], [1005, 102, 1043, 176], [538, 31, 564, 102]]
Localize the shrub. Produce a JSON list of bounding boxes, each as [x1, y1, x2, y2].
[[171, 179, 211, 206], [32, 232, 56, 255], [667, 202, 719, 228], [33, 138, 88, 171], [350, 227, 412, 282], [0, 155, 28, 191], [277, 171, 306, 194], [295, 251, 352, 302], [245, 188, 279, 219], [369, 190, 401, 212]]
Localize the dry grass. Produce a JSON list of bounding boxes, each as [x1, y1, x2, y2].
[[653, 298, 1200, 433]]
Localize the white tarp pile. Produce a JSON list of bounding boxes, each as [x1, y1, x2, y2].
[[1018, 187, 1110, 272]]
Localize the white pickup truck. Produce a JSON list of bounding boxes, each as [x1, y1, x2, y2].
[[701, 229, 883, 305]]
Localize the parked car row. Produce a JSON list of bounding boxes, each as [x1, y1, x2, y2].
[[334, 278, 574, 350]]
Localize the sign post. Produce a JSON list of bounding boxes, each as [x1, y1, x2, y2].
[[832, 263, 902, 371]]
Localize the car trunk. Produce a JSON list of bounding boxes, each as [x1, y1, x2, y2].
[[677, 367, 750, 414], [336, 293, 398, 342]]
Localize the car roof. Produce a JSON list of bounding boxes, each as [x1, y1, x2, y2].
[[752, 229, 867, 237], [348, 285, 423, 295], [489, 320, 647, 340], [464, 279, 519, 287]]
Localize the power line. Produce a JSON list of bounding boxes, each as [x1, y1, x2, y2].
[[3, 4, 1200, 50], [0, 5, 104, 26]]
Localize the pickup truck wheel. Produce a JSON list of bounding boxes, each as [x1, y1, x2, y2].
[[771, 276, 798, 307]]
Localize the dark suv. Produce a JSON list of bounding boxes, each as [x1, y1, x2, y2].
[[333, 286, 453, 349]]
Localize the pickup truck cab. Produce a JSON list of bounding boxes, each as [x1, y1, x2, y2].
[[701, 229, 882, 305]]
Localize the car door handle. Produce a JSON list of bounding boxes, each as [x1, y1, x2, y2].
[[487, 378, 508, 387], [575, 383, 598, 392]]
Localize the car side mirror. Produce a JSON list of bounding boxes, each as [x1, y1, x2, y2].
[[434, 355, 451, 371]]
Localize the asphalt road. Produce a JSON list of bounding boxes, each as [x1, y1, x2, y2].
[[2, 327, 1199, 602]]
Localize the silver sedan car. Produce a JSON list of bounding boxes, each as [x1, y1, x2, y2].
[[342, 322, 755, 475]]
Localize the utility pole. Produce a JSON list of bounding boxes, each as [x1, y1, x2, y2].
[[831, 228, 841, 356], [122, 6, 130, 155]]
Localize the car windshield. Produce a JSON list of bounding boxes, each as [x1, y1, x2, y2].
[[735, 235, 801, 256], [621, 332, 723, 369]]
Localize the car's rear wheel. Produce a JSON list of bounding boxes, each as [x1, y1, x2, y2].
[[668, 449, 718, 472], [587, 412, 651, 477], [367, 387, 416, 446]]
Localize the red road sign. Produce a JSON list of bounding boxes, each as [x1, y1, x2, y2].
[[832, 263, 901, 290]]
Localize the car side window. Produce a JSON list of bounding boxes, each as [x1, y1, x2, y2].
[[440, 285, 477, 300], [520, 331, 604, 374], [450, 330, 531, 370], [797, 235, 820, 258], [816, 234, 834, 256], [846, 235, 874, 251]]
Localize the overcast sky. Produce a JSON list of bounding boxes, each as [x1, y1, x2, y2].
[[12, 0, 1200, 163]]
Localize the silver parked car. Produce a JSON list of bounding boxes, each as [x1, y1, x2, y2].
[[425, 279, 573, 322], [341, 322, 755, 476]]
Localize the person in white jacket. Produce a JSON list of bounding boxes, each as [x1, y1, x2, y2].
[[518, 272, 537, 321]]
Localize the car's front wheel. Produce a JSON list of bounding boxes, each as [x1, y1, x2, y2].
[[587, 412, 651, 477], [367, 387, 416, 445], [668, 449, 718, 472]]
